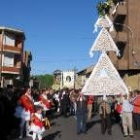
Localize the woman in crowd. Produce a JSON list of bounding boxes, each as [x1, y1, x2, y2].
[[18, 87, 40, 139]]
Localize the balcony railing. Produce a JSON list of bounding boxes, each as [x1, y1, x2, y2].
[[115, 3, 127, 15], [1, 66, 21, 74], [3, 45, 21, 54], [116, 32, 127, 42]]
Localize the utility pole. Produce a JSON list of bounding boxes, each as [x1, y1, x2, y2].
[[60, 71, 63, 89], [73, 66, 77, 90]]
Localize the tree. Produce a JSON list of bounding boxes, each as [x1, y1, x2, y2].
[[35, 74, 54, 89], [97, 0, 113, 17]]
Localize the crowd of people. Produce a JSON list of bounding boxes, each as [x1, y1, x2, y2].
[[0, 85, 140, 139], [98, 91, 140, 138]]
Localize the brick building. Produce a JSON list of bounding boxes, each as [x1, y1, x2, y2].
[[108, 0, 140, 90], [0, 26, 31, 87], [77, 0, 140, 91]]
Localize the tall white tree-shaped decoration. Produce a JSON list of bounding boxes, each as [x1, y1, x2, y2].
[[82, 14, 128, 96], [89, 28, 120, 57], [82, 53, 129, 95], [93, 15, 114, 33]]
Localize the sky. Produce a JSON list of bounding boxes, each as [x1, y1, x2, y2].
[[0, 0, 101, 75]]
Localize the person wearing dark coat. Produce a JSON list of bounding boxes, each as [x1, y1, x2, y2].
[[99, 97, 112, 135], [76, 93, 87, 135], [59, 89, 70, 117]]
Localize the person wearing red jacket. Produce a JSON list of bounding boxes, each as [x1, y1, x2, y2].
[[19, 91, 34, 114], [38, 89, 52, 129], [132, 91, 140, 131], [38, 89, 51, 112], [114, 101, 122, 123], [18, 87, 40, 139], [30, 106, 45, 140], [87, 95, 94, 121]]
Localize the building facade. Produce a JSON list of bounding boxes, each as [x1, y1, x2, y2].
[[0, 27, 31, 87], [22, 51, 32, 87], [76, 65, 94, 89], [61, 71, 75, 88], [52, 69, 62, 90], [108, 0, 140, 90], [77, 0, 140, 91], [109, 0, 140, 71]]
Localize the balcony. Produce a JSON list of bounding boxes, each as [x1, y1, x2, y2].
[[116, 3, 127, 15], [112, 3, 127, 25], [1, 66, 21, 74], [116, 32, 127, 42], [3, 45, 21, 54]]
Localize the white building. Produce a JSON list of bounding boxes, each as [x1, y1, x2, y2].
[[60, 71, 75, 89]]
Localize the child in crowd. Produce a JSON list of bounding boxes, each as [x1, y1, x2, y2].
[[29, 106, 45, 140]]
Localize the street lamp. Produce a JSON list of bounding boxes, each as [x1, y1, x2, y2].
[[113, 22, 133, 37], [73, 66, 77, 90]]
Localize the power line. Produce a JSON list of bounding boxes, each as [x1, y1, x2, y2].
[[33, 58, 91, 63]]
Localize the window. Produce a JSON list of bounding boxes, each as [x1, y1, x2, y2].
[[66, 76, 71, 82], [4, 53, 14, 67], [3, 33, 15, 46]]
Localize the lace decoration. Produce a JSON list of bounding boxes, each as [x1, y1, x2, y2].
[[82, 53, 128, 95], [89, 28, 120, 57]]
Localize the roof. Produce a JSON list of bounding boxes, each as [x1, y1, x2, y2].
[[53, 69, 62, 75], [0, 26, 25, 39], [77, 65, 95, 75]]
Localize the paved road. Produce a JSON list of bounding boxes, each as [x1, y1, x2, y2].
[[13, 114, 140, 140]]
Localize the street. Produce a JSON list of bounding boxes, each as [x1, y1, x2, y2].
[[16, 114, 140, 140]]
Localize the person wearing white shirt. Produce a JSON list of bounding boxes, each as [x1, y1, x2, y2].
[[121, 94, 134, 137]]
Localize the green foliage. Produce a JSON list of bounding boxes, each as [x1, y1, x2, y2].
[[97, 0, 113, 17], [35, 74, 54, 89]]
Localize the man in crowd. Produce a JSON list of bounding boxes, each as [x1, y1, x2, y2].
[[59, 88, 70, 117], [121, 94, 134, 137], [99, 96, 112, 135], [76, 92, 87, 135]]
